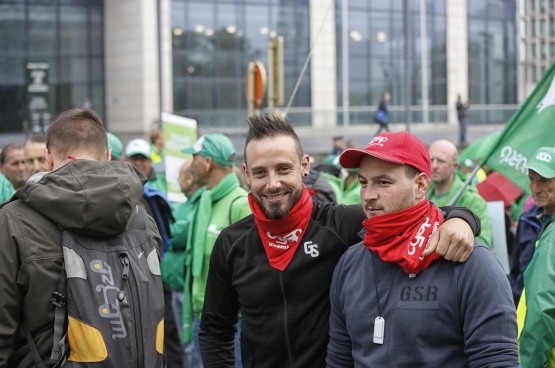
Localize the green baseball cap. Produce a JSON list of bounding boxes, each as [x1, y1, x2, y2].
[[107, 133, 123, 160], [525, 146, 555, 179], [181, 134, 235, 167]]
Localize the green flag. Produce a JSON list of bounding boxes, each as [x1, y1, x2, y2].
[[480, 61, 555, 195]]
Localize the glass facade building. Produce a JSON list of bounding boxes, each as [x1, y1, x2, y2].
[[0, 0, 105, 134], [171, 0, 311, 129], [468, 0, 517, 123], [0, 0, 520, 136]]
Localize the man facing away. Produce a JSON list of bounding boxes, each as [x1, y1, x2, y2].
[[456, 94, 470, 146], [428, 139, 493, 247], [199, 115, 481, 368], [326, 131, 518, 367], [0, 108, 162, 367], [516, 146, 555, 367]]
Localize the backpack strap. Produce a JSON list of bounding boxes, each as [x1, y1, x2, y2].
[[50, 266, 67, 361]]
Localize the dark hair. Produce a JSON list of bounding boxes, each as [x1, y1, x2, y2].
[[27, 135, 47, 145], [244, 114, 303, 164], [404, 164, 421, 179], [0, 142, 24, 164], [46, 108, 107, 160]]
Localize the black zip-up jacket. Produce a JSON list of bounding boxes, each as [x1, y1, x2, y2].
[[199, 200, 480, 368]]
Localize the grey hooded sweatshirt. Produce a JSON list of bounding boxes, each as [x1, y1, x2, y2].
[[0, 160, 162, 368]]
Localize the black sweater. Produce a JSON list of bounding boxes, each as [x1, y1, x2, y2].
[[199, 200, 480, 368]]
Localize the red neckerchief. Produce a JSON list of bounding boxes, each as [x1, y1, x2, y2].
[[363, 200, 444, 274], [249, 185, 313, 271]]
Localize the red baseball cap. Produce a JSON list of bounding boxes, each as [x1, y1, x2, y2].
[[339, 132, 431, 176]]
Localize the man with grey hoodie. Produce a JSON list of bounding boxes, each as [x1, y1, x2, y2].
[[0, 108, 162, 367]]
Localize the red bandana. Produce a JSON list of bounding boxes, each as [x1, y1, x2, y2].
[[249, 185, 313, 271], [363, 200, 444, 274]]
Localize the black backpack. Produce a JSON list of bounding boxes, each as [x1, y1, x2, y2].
[[26, 206, 165, 367]]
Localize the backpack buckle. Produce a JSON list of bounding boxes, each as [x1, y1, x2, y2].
[[51, 291, 66, 308]]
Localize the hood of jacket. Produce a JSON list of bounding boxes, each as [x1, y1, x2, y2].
[[16, 159, 147, 237]]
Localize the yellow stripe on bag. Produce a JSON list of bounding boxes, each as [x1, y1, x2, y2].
[[67, 316, 108, 362], [156, 318, 164, 354]]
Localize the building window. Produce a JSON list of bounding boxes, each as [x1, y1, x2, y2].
[[531, 0, 536, 11], [532, 19, 537, 36], [541, 65, 546, 76], [532, 42, 537, 58], [541, 0, 546, 11], [541, 18, 546, 34], [172, 0, 311, 128], [551, 16, 555, 35], [541, 40, 547, 58], [551, 0, 555, 9], [336, 0, 448, 114], [550, 41, 555, 56], [532, 66, 537, 81], [0, 1, 105, 134]]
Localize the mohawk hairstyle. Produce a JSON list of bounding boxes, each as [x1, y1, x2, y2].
[[244, 114, 304, 164]]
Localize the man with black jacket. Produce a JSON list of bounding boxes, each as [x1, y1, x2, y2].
[[199, 114, 481, 368]]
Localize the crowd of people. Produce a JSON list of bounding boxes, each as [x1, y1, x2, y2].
[[0, 107, 553, 368]]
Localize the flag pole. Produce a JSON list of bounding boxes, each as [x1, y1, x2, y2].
[[446, 60, 555, 206]]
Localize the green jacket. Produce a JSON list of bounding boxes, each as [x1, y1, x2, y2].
[[161, 188, 204, 290], [191, 186, 251, 318], [0, 160, 162, 368], [322, 172, 344, 204], [428, 175, 492, 247], [0, 172, 14, 204], [341, 179, 361, 205], [518, 217, 555, 367]]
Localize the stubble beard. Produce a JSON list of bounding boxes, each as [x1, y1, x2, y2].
[[255, 186, 303, 220]]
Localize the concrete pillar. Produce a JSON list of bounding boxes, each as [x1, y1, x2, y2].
[[446, 0, 469, 125], [309, 0, 337, 129], [104, 0, 173, 144]]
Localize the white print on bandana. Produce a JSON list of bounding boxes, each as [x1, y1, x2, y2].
[[267, 229, 302, 244], [407, 217, 439, 259]]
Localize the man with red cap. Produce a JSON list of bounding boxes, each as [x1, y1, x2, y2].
[[326, 131, 518, 367]]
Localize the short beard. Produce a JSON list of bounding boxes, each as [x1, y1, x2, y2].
[[255, 186, 303, 220]]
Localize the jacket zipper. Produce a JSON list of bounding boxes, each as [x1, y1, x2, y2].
[[120, 253, 144, 368], [279, 272, 294, 368]]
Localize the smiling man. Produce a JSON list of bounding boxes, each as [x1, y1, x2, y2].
[[198, 115, 482, 368], [326, 132, 517, 367]]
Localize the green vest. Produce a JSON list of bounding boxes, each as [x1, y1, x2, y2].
[[428, 175, 492, 247], [160, 188, 204, 290]]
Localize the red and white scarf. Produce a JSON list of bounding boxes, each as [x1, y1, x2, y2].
[[363, 200, 444, 274], [249, 185, 313, 271]]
